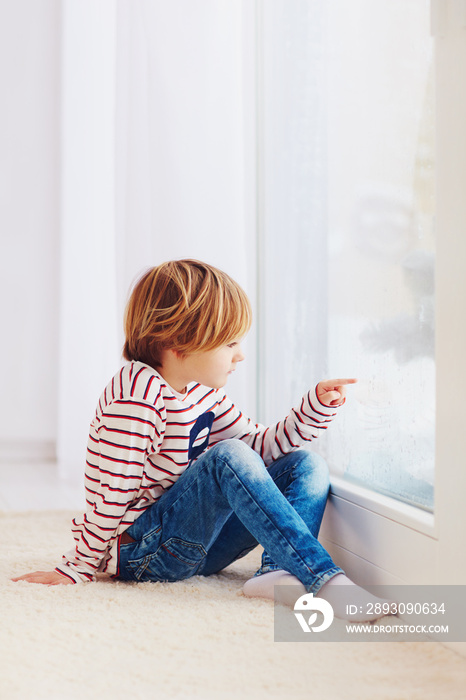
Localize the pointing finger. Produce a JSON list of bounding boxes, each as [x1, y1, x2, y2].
[[320, 378, 358, 389], [330, 378, 358, 386]]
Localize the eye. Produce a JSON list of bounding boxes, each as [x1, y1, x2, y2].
[[227, 342, 238, 348]]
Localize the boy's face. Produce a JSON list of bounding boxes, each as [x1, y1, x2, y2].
[[172, 340, 245, 391]]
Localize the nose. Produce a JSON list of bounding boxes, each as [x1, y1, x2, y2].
[[234, 344, 245, 363]]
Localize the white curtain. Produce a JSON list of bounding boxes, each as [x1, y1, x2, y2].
[[257, 0, 329, 423], [58, 0, 256, 480]]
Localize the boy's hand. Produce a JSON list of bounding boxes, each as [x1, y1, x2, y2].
[[11, 570, 73, 585], [316, 378, 358, 407]]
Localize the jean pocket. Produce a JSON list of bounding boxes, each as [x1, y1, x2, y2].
[[127, 537, 207, 582]]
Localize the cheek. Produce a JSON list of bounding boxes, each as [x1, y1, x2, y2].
[[214, 354, 230, 370]]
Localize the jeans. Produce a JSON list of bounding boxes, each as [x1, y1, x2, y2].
[[117, 439, 344, 593]]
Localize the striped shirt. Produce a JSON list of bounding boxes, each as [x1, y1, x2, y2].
[[56, 361, 340, 583]]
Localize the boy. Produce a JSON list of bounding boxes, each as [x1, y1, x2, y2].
[[13, 260, 387, 620]]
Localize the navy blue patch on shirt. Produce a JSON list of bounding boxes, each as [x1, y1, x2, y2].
[[188, 411, 215, 462]]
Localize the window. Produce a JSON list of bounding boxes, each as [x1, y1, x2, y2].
[[325, 1, 435, 511], [257, 0, 466, 586], [257, 0, 435, 510]]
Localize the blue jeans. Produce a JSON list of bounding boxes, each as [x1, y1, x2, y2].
[[117, 439, 344, 593]]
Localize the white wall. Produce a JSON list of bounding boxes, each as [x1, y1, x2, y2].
[[0, 1, 61, 458]]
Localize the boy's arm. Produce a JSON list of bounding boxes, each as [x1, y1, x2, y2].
[[13, 398, 164, 585], [210, 378, 357, 465], [56, 398, 164, 583]]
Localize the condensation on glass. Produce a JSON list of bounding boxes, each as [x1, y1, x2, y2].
[[324, 1, 435, 510], [259, 0, 435, 511]]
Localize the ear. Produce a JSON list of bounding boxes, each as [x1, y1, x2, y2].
[[159, 347, 180, 367], [167, 347, 187, 363]]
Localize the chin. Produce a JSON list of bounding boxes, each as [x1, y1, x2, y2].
[[201, 379, 225, 389]]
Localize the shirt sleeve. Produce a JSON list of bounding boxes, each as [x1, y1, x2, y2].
[[209, 384, 342, 466], [55, 398, 165, 583]]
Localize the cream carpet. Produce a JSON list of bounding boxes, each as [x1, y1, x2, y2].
[[2, 510, 466, 700]]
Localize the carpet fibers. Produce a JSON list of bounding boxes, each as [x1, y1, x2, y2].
[[2, 510, 466, 700]]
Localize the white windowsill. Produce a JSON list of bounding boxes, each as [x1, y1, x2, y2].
[[329, 474, 437, 539]]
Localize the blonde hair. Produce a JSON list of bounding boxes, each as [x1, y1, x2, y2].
[[123, 259, 252, 368]]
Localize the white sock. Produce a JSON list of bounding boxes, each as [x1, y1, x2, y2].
[[316, 573, 395, 621], [243, 570, 306, 608], [243, 571, 394, 621]]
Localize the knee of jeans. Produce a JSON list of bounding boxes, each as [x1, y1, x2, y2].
[[293, 450, 330, 494], [210, 439, 268, 480]]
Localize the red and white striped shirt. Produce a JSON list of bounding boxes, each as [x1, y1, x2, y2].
[[56, 361, 340, 583]]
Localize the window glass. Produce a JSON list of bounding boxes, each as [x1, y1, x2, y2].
[[325, 0, 435, 510], [258, 0, 435, 510]]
